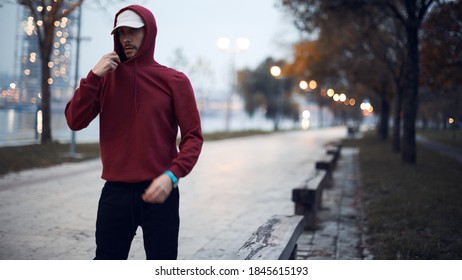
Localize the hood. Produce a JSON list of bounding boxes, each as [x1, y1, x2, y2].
[[112, 5, 157, 64]]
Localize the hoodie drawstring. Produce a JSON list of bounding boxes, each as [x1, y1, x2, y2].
[[134, 59, 139, 113]]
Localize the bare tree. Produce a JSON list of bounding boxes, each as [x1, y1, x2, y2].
[[16, 0, 134, 144], [17, 0, 84, 144]]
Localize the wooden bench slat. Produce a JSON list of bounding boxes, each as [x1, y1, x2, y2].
[[315, 154, 336, 171], [292, 169, 328, 229], [237, 215, 303, 260]]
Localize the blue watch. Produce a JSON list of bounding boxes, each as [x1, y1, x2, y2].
[[163, 170, 178, 188]]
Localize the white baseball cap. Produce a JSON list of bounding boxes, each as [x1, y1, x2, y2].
[[111, 10, 145, 34]]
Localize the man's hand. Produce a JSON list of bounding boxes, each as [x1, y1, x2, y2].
[[92, 51, 121, 77], [142, 174, 173, 204]]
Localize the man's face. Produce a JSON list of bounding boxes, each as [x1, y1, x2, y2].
[[117, 27, 145, 59]]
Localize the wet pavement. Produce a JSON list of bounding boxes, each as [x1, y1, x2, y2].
[[296, 147, 371, 260], [0, 127, 365, 260]]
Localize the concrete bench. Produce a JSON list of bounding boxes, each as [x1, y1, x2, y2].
[[315, 153, 336, 173], [347, 125, 359, 137], [326, 142, 342, 164], [292, 169, 328, 229], [237, 215, 304, 260]]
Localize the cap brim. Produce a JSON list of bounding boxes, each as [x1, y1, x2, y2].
[[111, 22, 145, 34]]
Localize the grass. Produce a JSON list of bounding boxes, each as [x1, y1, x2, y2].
[[0, 142, 100, 176], [343, 132, 462, 259], [418, 128, 462, 149]]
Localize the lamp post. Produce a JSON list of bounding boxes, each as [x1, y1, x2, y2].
[[217, 37, 250, 132], [270, 65, 283, 131], [69, 3, 90, 157], [69, 3, 82, 157], [300, 79, 324, 128]]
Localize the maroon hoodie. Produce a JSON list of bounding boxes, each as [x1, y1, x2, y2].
[[65, 5, 203, 182]]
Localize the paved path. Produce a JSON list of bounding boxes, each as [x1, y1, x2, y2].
[[0, 127, 346, 260], [296, 148, 371, 260], [417, 134, 462, 163]]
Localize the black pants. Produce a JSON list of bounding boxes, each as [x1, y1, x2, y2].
[[94, 181, 180, 260]]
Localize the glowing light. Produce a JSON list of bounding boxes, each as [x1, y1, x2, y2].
[[60, 67, 67, 76], [29, 53, 37, 63], [236, 37, 250, 50], [339, 93, 347, 102], [327, 89, 334, 97], [309, 80, 317, 90], [217, 37, 250, 52], [270, 66, 281, 77], [301, 110, 311, 130], [37, 110, 43, 134], [299, 80, 308, 90], [47, 78, 54, 85], [360, 102, 374, 115], [217, 37, 230, 50], [449, 118, 455, 124], [360, 102, 370, 111]]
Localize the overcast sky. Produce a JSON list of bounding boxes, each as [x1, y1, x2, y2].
[[0, 0, 301, 91]]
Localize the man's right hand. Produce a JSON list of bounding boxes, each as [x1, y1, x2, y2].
[[92, 51, 121, 77]]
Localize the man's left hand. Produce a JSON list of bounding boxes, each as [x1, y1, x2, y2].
[[142, 174, 172, 204]]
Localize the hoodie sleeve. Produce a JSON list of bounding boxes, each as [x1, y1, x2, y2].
[[65, 70, 102, 131], [168, 72, 203, 178]]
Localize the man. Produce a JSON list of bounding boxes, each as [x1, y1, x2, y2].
[[65, 5, 203, 260]]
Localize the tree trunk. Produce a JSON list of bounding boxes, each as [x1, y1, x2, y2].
[[401, 23, 419, 164], [378, 94, 390, 140], [392, 86, 403, 153], [38, 18, 56, 144]]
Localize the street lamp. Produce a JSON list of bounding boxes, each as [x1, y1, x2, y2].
[[270, 65, 281, 78], [300, 79, 325, 128], [299, 80, 308, 91], [309, 80, 317, 90], [327, 88, 335, 97], [270, 65, 283, 131], [216, 37, 250, 132]]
